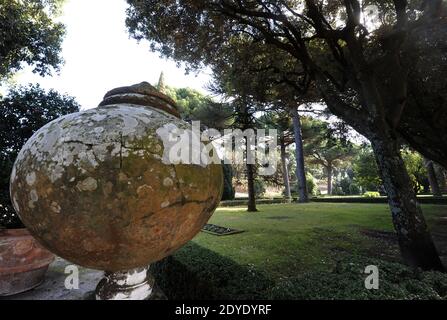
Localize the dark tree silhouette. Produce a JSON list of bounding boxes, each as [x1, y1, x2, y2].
[[0, 84, 80, 228]]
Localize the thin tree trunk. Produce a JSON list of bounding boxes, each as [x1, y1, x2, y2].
[[246, 163, 257, 212], [370, 131, 444, 271], [436, 166, 447, 193], [327, 164, 333, 196], [425, 159, 442, 197], [291, 106, 308, 203], [280, 135, 292, 202]]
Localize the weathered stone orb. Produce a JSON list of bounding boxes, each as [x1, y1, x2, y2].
[[10, 82, 223, 271]]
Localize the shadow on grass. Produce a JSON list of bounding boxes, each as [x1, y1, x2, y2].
[[151, 242, 274, 300]]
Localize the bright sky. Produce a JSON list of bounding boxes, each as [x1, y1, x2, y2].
[[11, 0, 212, 110]]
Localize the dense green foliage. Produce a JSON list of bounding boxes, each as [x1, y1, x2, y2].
[[288, 172, 319, 197], [402, 149, 430, 193], [0, 84, 80, 228], [165, 86, 212, 120], [0, 0, 65, 81], [353, 147, 382, 192], [164, 85, 233, 129], [334, 176, 361, 196], [351, 146, 433, 195]]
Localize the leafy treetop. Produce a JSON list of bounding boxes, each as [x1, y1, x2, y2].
[[0, 0, 66, 81]]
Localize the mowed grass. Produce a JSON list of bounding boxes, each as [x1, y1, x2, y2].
[[191, 203, 447, 279]]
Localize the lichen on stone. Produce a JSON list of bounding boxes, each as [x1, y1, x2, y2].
[[9, 83, 223, 272]]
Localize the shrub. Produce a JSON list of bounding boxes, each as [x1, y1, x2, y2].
[[288, 173, 319, 197], [332, 184, 345, 196], [337, 177, 361, 195], [306, 173, 319, 196], [348, 183, 361, 195], [363, 191, 380, 198]]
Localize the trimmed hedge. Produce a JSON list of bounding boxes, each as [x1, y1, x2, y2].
[[310, 196, 447, 205], [219, 198, 290, 207], [218, 196, 447, 207]]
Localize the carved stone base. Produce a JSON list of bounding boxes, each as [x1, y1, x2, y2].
[[95, 266, 154, 300]]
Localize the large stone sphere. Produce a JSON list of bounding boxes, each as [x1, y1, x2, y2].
[[10, 82, 223, 271]]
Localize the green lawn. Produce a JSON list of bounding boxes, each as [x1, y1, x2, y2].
[[194, 203, 446, 276], [153, 203, 447, 299]]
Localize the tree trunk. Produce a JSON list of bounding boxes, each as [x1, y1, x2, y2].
[[291, 106, 308, 203], [370, 131, 444, 271], [280, 136, 292, 202], [326, 164, 333, 195], [436, 165, 447, 193], [425, 159, 442, 197], [246, 163, 257, 212]]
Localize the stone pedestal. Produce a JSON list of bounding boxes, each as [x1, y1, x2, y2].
[[95, 266, 154, 300]]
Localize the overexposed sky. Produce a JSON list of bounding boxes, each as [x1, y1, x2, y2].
[[11, 0, 212, 110]]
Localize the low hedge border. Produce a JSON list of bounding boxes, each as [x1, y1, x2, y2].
[[219, 197, 447, 207], [219, 199, 290, 207], [310, 196, 447, 205]]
